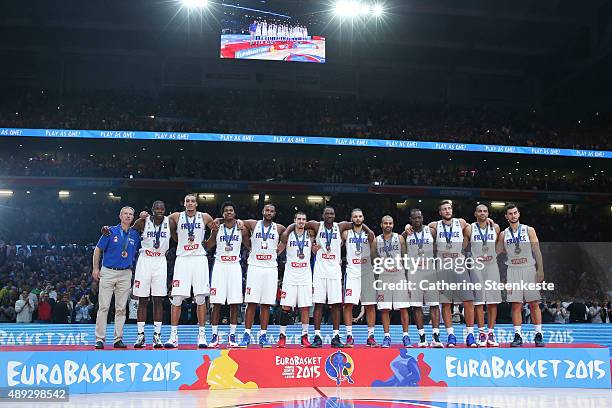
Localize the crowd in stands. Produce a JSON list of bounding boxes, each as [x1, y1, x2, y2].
[[1, 199, 611, 245], [0, 89, 611, 150], [1, 151, 609, 193]]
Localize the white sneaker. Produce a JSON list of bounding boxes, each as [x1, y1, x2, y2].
[[487, 332, 499, 347], [164, 333, 178, 349], [478, 332, 488, 347], [197, 332, 208, 349], [134, 333, 146, 348]]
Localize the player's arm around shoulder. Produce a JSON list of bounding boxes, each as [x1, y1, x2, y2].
[[206, 228, 218, 250], [463, 223, 472, 250], [528, 227, 544, 281], [276, 223, 286, 236], [168, 213, 179, 242], [495, 225, 505, 255], [241, 227, 252, 250], [399, 234, 407, 256]]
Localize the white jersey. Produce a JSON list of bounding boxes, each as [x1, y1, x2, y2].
[[406, 226, 435, 268], [247, 220, 279, 268], [215, 223, 242, 264], [503, 224, 536, 268], [176, 212, 207, 257], [139, 216, 170, 257], [376, 233, 403, 272], [471, 222, 497, 264], [284, 230, 312, 285], [436, 218, 464, 259], [314, 221, 342, 279], [345, 228, 371, 278]]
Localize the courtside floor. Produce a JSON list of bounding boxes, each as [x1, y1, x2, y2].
[[1, 386, 610, 408]]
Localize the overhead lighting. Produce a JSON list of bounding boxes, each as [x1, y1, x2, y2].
[[252, 194, 270, 201], [182, 0, 208, 9], [0, 190, 13, 196], [58, 190, 70, 197], [491, 201, 506, 208], [372, 3, 384, 17], [307, 195, 324, 203], [198, 193, 215, 200], [108, 192, 114, 197], [550, 204, 565, 210]]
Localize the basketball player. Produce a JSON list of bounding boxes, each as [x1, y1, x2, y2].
[[342, 208, 377, 347], [465, 204, 502, 347], [285, 207, 374, 348], [405, 200, 491, 347], [165, 193, 218, 349], [206, 202, 250, 348], [497, 203, 545, 347], [275, 211, 314, 348], [239, 204, 286, 348], [132, 201, 170, 349], [373, 215, 412, 348], [100, 201, 170, 349], [403, 209, 443, 348]]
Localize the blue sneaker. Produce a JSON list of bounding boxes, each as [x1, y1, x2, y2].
[[209, 333, 220, 348], [402, 335, 412, 348], [466, 333, 477, 348], [259, 334, 272, 348], [447, 334, 457, 348], [229, 334, 238, 348], [310, 335, 323, 348], [382, 335, 392, 348], [239, 332, 251, 348]]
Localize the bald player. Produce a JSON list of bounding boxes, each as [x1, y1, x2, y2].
[[497, 203, 545, 347], [373, 215, 412, 348], [165, 193, 218, 349], [403, 209, 443, 348], [465, 204, 502, 347], [240, 204, 286, 348]]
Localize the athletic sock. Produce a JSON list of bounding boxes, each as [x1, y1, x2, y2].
[[534, 324, 542, 334], [153, 321, 162, 334], [212, 325, 218, 335], [302, 324, 309, 335], [466, 327, 474, 335], [314, 330, 321, 337], [198, 326, 206, 335], [432, 327, 440, 335], [446, 327, 454, 336], [332, 329, 339, 336], [514, 326, 522, 336], [244, 328, 251, 335], [367, 327, 375, 336], [230, 324, 237, 335], [280, 326, 287, 335], [171, 326, 178, 336], [346, 326, 353, 336], [137, 321, 145, 334], [418, 329, 425, 336]]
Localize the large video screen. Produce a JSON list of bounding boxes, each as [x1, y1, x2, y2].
[[220, 1, 326, 63]]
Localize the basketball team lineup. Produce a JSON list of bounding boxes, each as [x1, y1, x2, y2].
[[92, 194, 547, 351]]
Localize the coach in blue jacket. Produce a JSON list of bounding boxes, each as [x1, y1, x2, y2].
[[92, 206, 141, 349]]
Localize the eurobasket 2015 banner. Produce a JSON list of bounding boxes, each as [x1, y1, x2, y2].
[[0, 346, 610, 393]]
